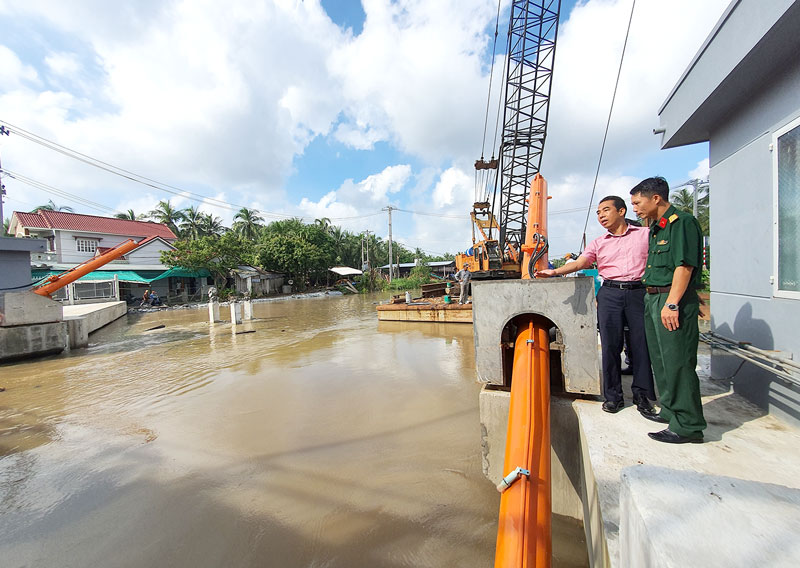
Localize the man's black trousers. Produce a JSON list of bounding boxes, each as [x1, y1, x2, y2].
[[596, 285, 655, 402]]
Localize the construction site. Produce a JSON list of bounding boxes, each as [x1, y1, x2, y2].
[[2, 1, 800, 567]]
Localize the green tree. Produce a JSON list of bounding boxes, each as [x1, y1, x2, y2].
[[114, 209, 143, 221], [180, 206, 204, 240], [148, 200, 185, 236], [3, 217, 10, 236], [198, 213, 226, 237], [32, 199, 74, 213], [232, 207, 264, 240], [671, 180, 709, 235], [161, 232, 251, 289]]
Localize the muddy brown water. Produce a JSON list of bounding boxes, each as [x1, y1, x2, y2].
[[0, 293, 586, 567]]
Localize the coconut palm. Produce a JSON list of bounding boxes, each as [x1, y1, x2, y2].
[[232, 207, 264, 241], [114, 209, 143, 221], [148, 200, 185, 236], [314, 217, 332, 235], [180, 206, 204, 240], [199, 213, 226, 237], [671, 180, 709, 235], [32, 199, 74, 213]]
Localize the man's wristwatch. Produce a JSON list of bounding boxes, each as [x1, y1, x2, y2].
[[666, 303, 679, 311]]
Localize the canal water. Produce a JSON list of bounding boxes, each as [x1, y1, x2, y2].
[[0, 293, 586, 567]]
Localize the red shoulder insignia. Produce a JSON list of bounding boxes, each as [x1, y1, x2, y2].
[[658, 217, 668, 229]]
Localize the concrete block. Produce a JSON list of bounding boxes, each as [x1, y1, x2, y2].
[[479, 386, 584, 523], [472, 278, 600, 395], [208, 301, 220, 323], [230, 302, 242, 324], [0, 291, 63, 327], [620, 466, 800, 567], [242, 300, 253, 320], [64, 318, 89, 349], [62, 301, 126, 334], [0, 322, 66, 362]]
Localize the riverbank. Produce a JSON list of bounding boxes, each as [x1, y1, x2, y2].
[[128, 289, 346, 313]]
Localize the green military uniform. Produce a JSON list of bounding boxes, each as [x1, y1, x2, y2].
[[642, 205, 706, 439]]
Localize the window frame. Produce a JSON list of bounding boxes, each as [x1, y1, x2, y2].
[[773, 114, 800, 300], [76, 238, 99, 254]]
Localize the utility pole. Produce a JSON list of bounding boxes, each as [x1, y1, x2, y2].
[[382, 206, 395, 282], [0, 126, 9, 234]]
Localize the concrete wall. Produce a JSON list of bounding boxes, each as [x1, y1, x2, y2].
[[707, 54, 800, 427], [0, 237, 46, 290], [126, 238, 174, 265]]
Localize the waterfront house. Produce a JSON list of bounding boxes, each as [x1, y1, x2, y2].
[[379, 260, 455, 278], [8, 210, 207, 304], [657, 0, 800, 426]]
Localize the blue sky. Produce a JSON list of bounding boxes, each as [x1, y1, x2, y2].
[[0, 0, 727, 258]]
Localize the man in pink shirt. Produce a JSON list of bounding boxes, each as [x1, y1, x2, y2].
[[536, 196, 660, 421]]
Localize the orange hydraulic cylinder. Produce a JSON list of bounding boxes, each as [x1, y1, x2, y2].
[[521, 174, 549, 279], [33, 238, 141, 297], [494, 315, 552, 568]]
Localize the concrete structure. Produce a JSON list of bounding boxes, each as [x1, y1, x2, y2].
[[657, 0, 800, 426], [0, 237, 46, 291], [232, 265, 284, 296], [472, 278, 601, 394], [229, 301, 242, 324]]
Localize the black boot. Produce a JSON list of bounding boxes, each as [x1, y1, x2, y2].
[[633, 395, 667, 423]]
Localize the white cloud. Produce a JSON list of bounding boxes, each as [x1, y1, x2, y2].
[[44, 52, 81, 76], [432, 167, 472, 209], [689, 158, 710, 180], [0, 45, 39, 88]]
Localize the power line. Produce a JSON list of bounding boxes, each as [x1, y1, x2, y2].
[[0, 120, 382, 223], [579, 0, 636, 252]]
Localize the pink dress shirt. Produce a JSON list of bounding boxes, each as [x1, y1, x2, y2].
[[581, 224, 649, 281]]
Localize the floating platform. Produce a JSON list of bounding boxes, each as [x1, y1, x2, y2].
[[376, 302, 472, 323]]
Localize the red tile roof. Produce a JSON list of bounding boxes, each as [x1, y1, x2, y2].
[[12, 210, 177, 240]]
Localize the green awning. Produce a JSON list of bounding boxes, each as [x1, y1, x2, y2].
[[30, 268, 209, 284], [149, 267, 211, 281]]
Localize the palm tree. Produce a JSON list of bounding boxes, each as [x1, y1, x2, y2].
[[32, 199, 74, 213], [114, 209, 143, 221], [671, 180, 709, 235], [3, 217, 10, 236], [180, 206, 204, 240], [314, 217, 332, 235], [233, 207, 264, 241], [148, 200, 185, 236], [199, 213, 226, 237]]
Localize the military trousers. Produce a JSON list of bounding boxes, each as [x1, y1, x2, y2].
[[643, 290, 706, 438]]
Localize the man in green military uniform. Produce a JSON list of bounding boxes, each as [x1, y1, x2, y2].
[[630, 177, 706, 443]]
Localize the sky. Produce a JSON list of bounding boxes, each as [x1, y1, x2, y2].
[[0, 0, 729, 259]]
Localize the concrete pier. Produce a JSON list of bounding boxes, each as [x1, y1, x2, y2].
[[208, 301, 220, 323], [229, 302, 242, 324]]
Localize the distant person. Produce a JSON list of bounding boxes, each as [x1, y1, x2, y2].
[[149, 291, 161, 306], [454, 266, 472, 304], [630, 176, 706, 444], [141, 289, 151, 307], [536, 195, 658, 421]]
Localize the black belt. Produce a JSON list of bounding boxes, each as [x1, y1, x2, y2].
[[602, 280, 643, 290]]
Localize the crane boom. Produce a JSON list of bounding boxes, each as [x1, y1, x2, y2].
[[497, 0, 560, 255], [33, 238, 142, 297]]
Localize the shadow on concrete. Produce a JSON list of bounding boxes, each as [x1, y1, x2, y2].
[[711, 301, 800, 427]]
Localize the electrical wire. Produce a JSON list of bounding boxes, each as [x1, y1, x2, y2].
[[0, 120, 382, 223], [579, 0, 636, 252]]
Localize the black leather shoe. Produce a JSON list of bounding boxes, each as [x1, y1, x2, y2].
[[648, 429, 703, 444], [602, 400, 624, 413], [620, 366, 633, 375], [633, 397, 668, 423]]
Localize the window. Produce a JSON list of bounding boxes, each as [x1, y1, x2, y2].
[[775, 117, 800, 297], [76, 239, 98, 253]]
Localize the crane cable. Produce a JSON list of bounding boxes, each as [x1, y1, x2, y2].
[[476, 0, 504, 204], [579, 0, 636, 252]]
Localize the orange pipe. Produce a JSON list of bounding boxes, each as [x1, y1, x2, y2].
[[34, 238, 141, 297], [520, 174, 549, 279], [494, 315, 551, 567]]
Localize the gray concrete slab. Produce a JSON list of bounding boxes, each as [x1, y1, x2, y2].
[[63, 301, 127, 334], [578, 347, 800, 566], [620, 465, 800, 568]]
